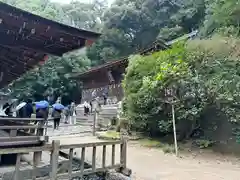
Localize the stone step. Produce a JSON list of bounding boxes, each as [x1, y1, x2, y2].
[[76, 121, 93, 125]]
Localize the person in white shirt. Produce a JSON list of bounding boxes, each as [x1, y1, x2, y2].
[[83, 101, 90, 116], [69, 102, 77, 124]]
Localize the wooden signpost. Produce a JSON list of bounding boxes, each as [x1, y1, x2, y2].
[[164, 87, 179, 157]]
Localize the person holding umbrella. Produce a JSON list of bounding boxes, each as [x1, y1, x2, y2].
[[52, 103, 64, 130], [35, 100, 49, 122]]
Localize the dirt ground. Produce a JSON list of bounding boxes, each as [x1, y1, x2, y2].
[[127, 142, 240, 180], [52, 135, 240, 180]]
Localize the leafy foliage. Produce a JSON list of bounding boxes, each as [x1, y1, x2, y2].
[[87, 0, 207, 65], [200, 0, 240, 37], [10, 52, 90, 104], [123, 37, 240, 140]]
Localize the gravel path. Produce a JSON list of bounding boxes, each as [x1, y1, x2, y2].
[[127, 142, 240, 180]]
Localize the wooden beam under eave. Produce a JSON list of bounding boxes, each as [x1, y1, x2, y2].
[[0, 31, 63, 56]]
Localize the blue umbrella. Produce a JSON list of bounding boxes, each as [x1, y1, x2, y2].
[[35, 100, 49, 110], [52, 103, 65, 110]]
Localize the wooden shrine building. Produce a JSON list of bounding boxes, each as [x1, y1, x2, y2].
[[73, 41, 169, 104], [0, 2, 100, 88]]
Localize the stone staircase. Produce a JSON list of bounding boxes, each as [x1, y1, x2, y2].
[[76, 115, 94, 126], [45, 102, 121, 137], [76, 103, 120, 127]]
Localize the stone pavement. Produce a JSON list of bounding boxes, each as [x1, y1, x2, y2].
[[46, 122, 92, 137]]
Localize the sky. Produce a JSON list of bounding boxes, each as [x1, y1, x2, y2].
[[51, 0, 115, 5]]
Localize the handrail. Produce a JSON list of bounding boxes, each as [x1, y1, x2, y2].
[[60, 140, 122, 149], [0, 117, 45, 121], [0, 125, 47, 130]]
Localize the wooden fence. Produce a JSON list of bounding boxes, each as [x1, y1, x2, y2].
[[0, 117, 49, 165], [0, 139, 127, 180]]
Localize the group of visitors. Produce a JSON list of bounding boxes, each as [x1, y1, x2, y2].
[[63, 102, 77, 125], [51, 101, 77, 130], [1, 98, 78, 131]]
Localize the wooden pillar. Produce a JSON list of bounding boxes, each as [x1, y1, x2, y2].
[[14, 154, 21, 180], [50, 140, 60, 180], [120, 138, 127, 169], [34, 120, 45, 165], [93, 110, 97, 136]]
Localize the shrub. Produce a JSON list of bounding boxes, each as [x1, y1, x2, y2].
[[123, 36, 240, 142]]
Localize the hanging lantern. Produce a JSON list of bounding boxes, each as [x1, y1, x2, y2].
[[85, 39, 94, 46], [39, 55, 48, 66]]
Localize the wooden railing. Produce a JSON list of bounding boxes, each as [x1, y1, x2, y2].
[[0, 117, 48, 147], [0, 139, 127, 180], [0, 117, 50, 165], [0, 117, 47, 146]]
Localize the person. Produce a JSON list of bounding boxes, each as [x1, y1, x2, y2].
[[69, 102, 77, 124], [83, 101, 90, 116], [64, 105, 70, 124], [23, 99, 33, 118], [52, 108, 62, 130], [36, 107, 48, 120], [103, 87, 109, 105], [90, 101, 93, 113]]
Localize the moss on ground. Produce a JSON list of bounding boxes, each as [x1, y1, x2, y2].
[[97, 131, 121, 140], [138, 138, 175, 154]]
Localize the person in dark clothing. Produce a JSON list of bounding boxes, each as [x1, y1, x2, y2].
[[52, 109, 62, 130], [3, 103, 9, 110], [90, 101, 93, 113], [35, 107, 49, 125], [23, 99, 33, 118]]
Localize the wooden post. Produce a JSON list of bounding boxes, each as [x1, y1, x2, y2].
[[111, 144, 115, 166], [172, 103, 178, 157], [34, 119, 47, 165], [93, 110, 97, 136], [120, 138, 127, 169], [80, 147, 85, 178], [102, 145, 106, 168], [51, 140, 60, 180], [68, 148, 74, 179], [32, 152, 38, 180], [92, 146, 96, 172], [10, 129, 17, 137], [14, 153, 21, 180], [34, 122, 44, 165]]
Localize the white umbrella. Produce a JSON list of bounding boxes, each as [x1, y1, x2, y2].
[[16, 102, 26, 111], [0, 109, 7, 116]]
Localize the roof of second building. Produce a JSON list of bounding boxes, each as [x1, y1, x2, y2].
[[72, 40, 169, 79], [72, 30, 199, 80]]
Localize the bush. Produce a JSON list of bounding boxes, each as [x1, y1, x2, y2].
[[123, 37, 240, 141]]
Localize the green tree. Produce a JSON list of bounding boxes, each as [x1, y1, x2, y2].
[[200, 0, 240, 37], [123, 37, 240, 140], [87, 0, 207, 65]]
